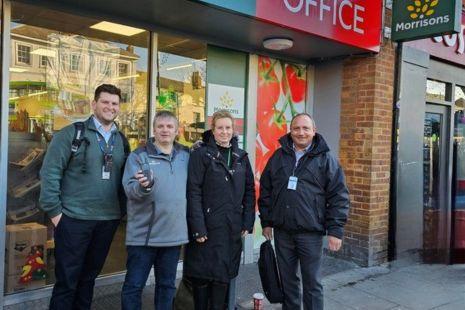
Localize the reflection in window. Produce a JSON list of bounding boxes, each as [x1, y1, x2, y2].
[[453, 85, 465, 262], [40, 55, 48, 67], [118, 62, 129, 76], [426, 79, 450, 102], [157, 35, 206, 146], [70, 54, 80, 71], [6, 1, 149, 294], [17, 44, 31, 65]]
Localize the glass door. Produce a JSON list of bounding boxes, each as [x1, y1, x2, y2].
[[452, 85, 465, 263], [423, 104, 450, 263]]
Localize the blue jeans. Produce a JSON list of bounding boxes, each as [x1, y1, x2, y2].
[[121, 245, 181, 310]]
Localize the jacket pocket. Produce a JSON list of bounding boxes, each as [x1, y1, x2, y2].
[[294, 197, 324, 232], [204, 204, 226, 230]]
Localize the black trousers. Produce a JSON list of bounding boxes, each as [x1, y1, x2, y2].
[[49, 214, 120, 310], [190, 277, 229, 310], [274, 229, 324, 310]]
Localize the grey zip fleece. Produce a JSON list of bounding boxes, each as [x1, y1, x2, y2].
[[123, 139, 189, 247]]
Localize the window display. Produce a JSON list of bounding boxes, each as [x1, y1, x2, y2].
[[157, 36, 206, 146], [6, 2, 149, 293]]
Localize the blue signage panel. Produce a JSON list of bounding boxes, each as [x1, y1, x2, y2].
[[195, 0, 256, 16]]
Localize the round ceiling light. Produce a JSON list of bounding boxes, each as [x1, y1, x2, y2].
[[263, 38, 294, 51]]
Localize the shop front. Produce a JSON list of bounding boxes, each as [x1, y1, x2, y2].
[[0, 0, 383, 305], [394, 10, 465, 264]]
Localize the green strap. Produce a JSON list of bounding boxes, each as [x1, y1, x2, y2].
[[227, 148, 232, 168]]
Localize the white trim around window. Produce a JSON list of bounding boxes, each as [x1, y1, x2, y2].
[[15, 41, 32, 66]]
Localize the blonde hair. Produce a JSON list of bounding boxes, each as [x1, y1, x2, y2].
[[211, 110, 234, 129]]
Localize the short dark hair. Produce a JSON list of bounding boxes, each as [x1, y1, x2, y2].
[[94, 84, 122, 101], [290, 113, 316, 128], [153, 110, 179, 129]]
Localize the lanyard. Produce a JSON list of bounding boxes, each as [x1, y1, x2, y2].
[[95, 132, 116, 156], [227, 148, 232, 168]]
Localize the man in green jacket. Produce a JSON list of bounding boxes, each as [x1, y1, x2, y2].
[[39, 84, 128, 310]]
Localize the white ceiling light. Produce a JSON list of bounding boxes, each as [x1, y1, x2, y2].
[[263, 38, 294, 51], [90, 21, 145, 36], [31, 48, 56, 57]]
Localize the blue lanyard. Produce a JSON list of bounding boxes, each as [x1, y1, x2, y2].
[[95, 132, 116, 156]]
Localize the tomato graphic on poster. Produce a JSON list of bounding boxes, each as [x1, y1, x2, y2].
[[253, 56, 306, 247], [254, 56, 307, 207]]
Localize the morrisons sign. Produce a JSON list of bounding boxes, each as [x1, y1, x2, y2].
[[392, 0, 461, 42]]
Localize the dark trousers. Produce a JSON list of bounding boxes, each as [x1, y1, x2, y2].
[[190, 277, 229, 310], [274, 229, 324, 310], [49, 214, 120, 310], [121, 245, 181, 310]]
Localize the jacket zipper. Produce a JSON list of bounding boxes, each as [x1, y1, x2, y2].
[[145, 200, 156, 246], [144, 152, 174, 244]]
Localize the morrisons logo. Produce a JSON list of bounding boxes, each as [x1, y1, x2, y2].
[[395, 0, 450, 31]]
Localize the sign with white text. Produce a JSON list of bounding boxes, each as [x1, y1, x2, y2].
[[392, 0, 461, 42]]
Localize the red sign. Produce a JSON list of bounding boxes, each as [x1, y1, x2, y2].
[[256, 0, 382, 52], [406, 12, 465, 66]]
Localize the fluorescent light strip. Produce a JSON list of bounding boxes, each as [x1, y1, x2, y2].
[[28, 91, 48, 97], [166, 64, 192, 71], [90, 21, 145, 36], [114, 74, 140, 81]]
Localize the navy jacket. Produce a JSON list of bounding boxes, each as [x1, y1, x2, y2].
[[259, 133, 350, 239]]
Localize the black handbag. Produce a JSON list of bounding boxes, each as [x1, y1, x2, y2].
[[258, 240, 284, 303], [174, 277, 194, 310]]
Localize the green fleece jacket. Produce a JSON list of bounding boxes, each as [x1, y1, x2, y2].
[[39, 117, 127, 220]]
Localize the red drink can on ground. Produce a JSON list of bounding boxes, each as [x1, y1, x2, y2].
[[253, 293, 264, 310]]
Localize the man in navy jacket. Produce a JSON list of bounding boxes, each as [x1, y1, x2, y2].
[[259, 113, 350, 310]]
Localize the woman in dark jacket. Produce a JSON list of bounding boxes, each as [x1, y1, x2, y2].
[[184, 110, 255, 309]]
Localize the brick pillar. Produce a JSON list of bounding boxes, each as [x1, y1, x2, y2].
[[336, 39, 395, 267]]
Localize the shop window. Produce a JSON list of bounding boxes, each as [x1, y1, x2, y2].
[[426, 79, 451, 102], [6, 1, 150, 294], [157, 34, 206, 146], [453, 85, 465, 262], [16, 44, 31, 65]]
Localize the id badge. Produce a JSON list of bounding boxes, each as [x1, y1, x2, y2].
[[102, 165, 110, 180], [287, 176, 298, 190]]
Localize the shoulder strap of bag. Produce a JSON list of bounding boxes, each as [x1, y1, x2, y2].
[[71, 122, 86, 154], [118, 131, 130, 159]]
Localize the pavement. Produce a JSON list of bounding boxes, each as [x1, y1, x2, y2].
[[5, 254, 465, 310]]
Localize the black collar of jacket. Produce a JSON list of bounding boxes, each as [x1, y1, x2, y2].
[[145, 138, 188, 157], [278, 132, 330, 156], [201, 129, 245, 160]]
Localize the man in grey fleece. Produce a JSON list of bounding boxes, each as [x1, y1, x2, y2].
[[121, 110, 189, 310]]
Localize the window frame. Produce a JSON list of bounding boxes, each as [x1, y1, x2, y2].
[[15, 42, 32, 66]]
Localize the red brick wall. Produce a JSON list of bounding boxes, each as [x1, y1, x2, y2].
[[337, 35, 396, 266]]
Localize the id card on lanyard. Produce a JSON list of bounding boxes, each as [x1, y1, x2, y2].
[[96, 133, 115, 180]]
